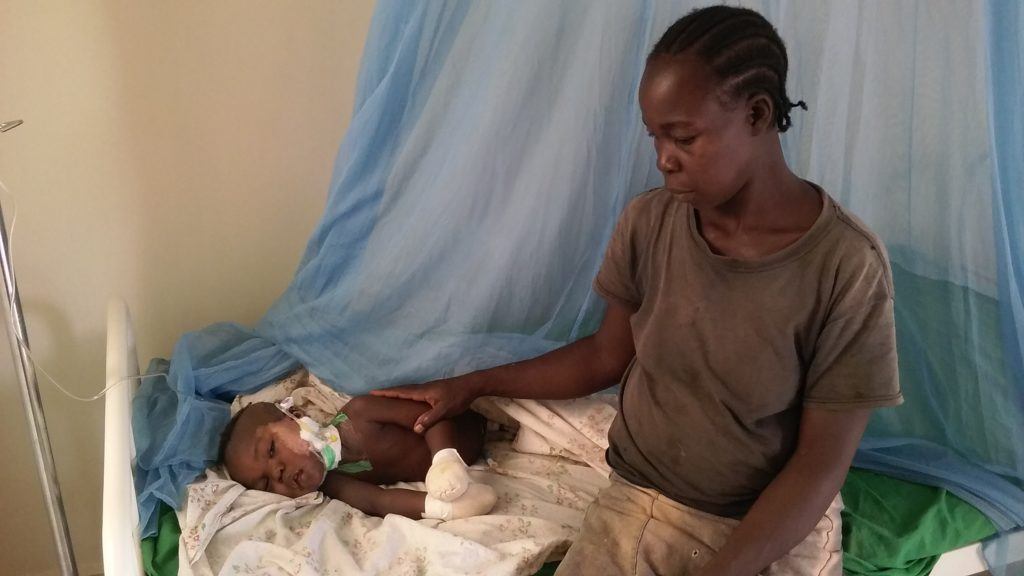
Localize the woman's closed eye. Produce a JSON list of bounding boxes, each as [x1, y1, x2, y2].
[[645, 130, 697, 146]]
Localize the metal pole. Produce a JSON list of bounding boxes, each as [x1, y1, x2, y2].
[[0, 121, 78, 575]]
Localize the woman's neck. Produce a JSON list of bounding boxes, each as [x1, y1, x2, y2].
[[695, 152, 822, 259], [713, 154, 811, 224]]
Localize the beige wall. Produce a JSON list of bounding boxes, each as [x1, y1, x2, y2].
[[0, 1, 375, 574]]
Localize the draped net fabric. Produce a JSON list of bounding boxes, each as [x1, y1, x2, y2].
[[133, 0, 1023, 548]]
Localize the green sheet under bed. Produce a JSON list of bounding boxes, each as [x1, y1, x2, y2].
[[840, 469, 996, 575], [142, 499, 180, 576], [142, 468, 996, 576]]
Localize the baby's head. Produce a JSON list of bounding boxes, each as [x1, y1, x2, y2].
[[218, 402, 326, 497]]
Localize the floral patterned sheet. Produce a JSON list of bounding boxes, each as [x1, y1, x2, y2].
[[178, 371, 617, 576]]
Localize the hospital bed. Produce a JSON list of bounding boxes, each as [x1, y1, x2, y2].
[[101, 298, 998, 575]]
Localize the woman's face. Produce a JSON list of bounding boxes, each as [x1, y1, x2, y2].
[[224, 403, 326, 497], [639, 53, 762, 210]]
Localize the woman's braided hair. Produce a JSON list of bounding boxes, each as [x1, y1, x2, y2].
[[650, 5, 806, 132]]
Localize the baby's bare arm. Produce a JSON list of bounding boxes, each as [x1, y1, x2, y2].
[[321, 472, 426, 519]]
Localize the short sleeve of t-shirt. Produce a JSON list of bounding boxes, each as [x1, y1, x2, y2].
[[804, 250, 903, 409], [594, 200, 643, 310]]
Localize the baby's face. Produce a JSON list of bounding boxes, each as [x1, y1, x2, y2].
[[224, 403, 326, 497]]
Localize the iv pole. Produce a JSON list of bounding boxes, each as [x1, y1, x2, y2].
[[0, 118, 79, 576]]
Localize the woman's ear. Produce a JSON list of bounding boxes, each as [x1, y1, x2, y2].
[[747, 93, 775, 134]]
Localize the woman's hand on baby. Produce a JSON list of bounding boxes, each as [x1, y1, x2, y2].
[[371, 375, 481, 433]]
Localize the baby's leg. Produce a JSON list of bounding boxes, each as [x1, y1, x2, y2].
[[424, 410, 486, 462], [423, 412, 486, 501]]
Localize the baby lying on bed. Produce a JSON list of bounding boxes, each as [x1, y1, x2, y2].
[[219, 394, 497, 521]]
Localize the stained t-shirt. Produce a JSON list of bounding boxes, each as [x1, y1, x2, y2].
[[594, 186, 903, 518]]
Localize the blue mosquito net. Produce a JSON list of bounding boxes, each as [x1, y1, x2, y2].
[[133, 0, 1024, 552]]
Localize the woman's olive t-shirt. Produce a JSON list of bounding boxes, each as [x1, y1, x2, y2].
[[594, 187, 903, 518]]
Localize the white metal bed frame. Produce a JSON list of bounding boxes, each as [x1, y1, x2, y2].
[[100, 298, 993, 575], [102, 299, 144, 576]]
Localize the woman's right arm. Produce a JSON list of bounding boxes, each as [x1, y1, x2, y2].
[[372, 300, 635, 432]]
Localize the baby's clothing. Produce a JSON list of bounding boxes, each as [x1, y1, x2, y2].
[[595, 186, 903, 518]]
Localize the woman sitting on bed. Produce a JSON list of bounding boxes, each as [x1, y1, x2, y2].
[[219, 394, 497, 521], [375, 6, 902, 575]]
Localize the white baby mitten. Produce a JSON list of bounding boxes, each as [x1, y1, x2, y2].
[[422, 483, 498, 521], [425, 448, 471, 502]]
